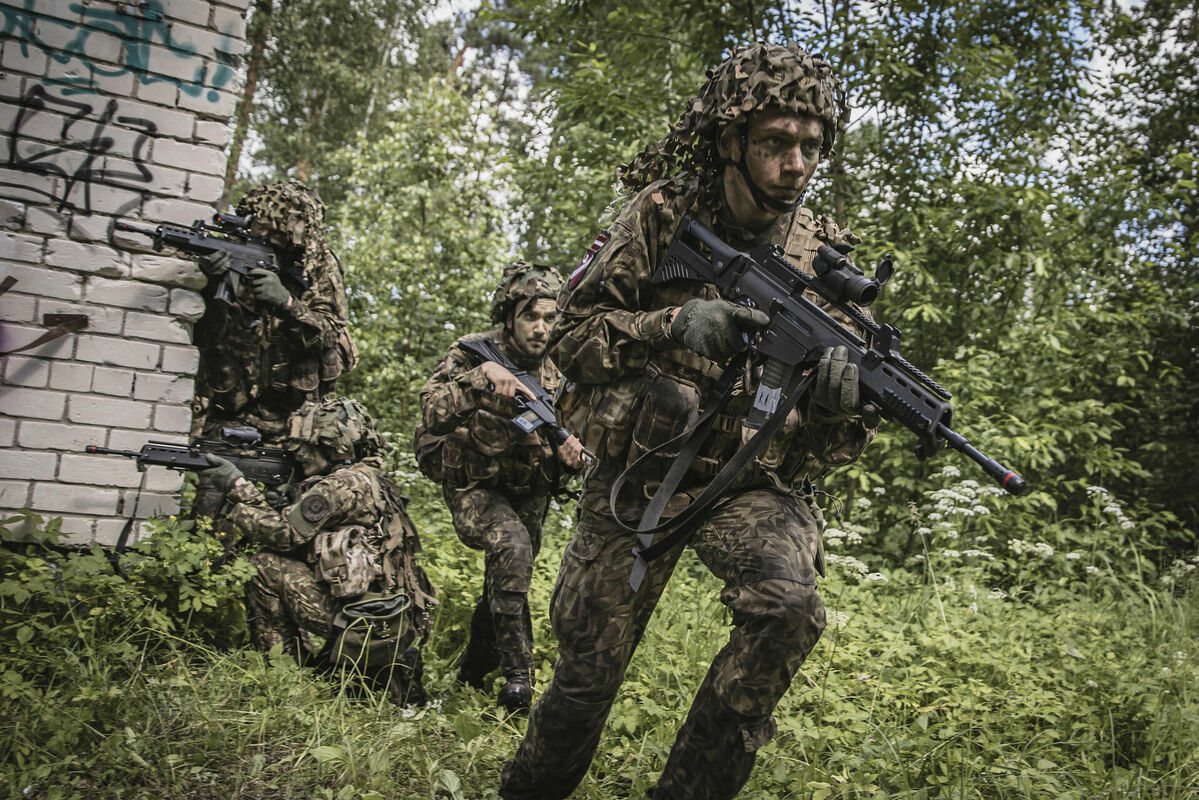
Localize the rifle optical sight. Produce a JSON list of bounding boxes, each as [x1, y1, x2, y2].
[[814, 245, 892, 306]]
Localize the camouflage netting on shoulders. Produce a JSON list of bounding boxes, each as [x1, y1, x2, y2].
[[619, 42, 850, 194], [237, 181, 330, 276]]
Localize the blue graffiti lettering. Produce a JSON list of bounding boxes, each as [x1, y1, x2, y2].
[[0, 0, 236, 101]]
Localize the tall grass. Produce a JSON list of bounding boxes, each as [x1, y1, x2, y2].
[[2, 474, 1197, 799]]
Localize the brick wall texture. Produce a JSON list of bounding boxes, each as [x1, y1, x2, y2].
[[0, 0, 251, 545]]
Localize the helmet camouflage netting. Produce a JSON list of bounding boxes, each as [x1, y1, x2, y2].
[[619, 42, 850, 193], [488, 260, 564, 325], [287, 396, 388, 461], [236, 180, 329, 271]]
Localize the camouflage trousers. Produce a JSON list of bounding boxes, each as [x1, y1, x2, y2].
[[245, 550, 336, 659], [445, 485, 548, 678], [500, 487, 827, 800]]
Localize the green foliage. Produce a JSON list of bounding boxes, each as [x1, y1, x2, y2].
[[332, 76, 512, 440]]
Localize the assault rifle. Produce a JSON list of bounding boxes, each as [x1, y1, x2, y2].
[[86, 426, 296, 487], [116, 213, 298, 309], [655, 215, 1027, 496], [458, 337, 584, 456]]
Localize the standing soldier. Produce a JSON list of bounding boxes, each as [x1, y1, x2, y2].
[[415, 261, 585, 713], [501, 43, 877, 799], [192, 181, 357, 516], [202, 397, 436, 705]]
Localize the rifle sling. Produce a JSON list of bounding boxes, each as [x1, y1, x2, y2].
[[614, 356, 813, 591]]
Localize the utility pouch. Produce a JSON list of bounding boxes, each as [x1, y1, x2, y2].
[[321, 591, 413, 673], [314, 526, 376, 597]]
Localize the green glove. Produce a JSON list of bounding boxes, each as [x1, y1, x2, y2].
[[671, 298, 770, 363], [249, 268, 291, 310], [198, 251, 231, 277], [813, 346, 880, 425], [203, 454, 245, 494]]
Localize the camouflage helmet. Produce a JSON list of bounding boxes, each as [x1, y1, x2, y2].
[[236, 181, 328, 268], [488, 260, 564, 325], [286, 397, 388, 469], [619, 42, 849, 192]]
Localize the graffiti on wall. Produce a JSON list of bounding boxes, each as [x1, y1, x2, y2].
[[1, 0, 237, 101], [2, 84, 157, 214]]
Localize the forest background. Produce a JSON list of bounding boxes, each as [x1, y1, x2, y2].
[[3, 0, 1197, 798]]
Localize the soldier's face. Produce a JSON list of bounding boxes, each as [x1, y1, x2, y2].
[[511, 297, 557, 357], [720, 110, 823, 229]]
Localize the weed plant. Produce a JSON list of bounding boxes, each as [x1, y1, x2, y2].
[[1, 465, 1196, 799]]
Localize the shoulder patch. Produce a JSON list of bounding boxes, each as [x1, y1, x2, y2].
[[568, 231, 611, 289], [300, 493, 331, 522]]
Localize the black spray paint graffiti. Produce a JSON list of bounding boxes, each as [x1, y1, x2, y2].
[[2, 85, 157, 214], [0, 0, 236, 100]]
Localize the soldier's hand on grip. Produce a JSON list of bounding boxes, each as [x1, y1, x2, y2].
[[203, 453, 246, 494], [249, 268, 291, 310], [557, 434, 587, 469], [198, 250, 231, 278], [813, 346, 880, 425], [670, 298, 770, 364]]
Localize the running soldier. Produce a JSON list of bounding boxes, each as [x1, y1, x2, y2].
[[501, 43, 876, 799], [203, 397, 436, 705], [416, 261, 585, 713]]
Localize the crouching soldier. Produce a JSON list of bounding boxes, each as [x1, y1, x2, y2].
[[203, 397, 436, 706], [415, 261, 585, 713]]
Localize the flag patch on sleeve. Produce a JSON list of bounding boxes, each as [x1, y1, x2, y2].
[[569, 231, 610, 289]]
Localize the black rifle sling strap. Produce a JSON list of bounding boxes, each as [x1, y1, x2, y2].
[[611, 352, 816, 590]]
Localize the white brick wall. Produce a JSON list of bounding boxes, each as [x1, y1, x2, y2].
[[0, 0, 249, 546]]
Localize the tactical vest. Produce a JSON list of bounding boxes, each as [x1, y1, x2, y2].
[[414, 331, 564, 496]]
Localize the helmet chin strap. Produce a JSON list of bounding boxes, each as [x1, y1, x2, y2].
[[734, 127, 804, 214]]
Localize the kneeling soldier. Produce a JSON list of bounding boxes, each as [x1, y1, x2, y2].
[[204, 397, 436, 705]]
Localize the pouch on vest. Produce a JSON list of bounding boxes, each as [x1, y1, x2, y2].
[[313, 526, 377, 597], [411, 421, 445, 483]]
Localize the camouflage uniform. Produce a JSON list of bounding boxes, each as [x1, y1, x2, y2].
[[194, 182, 358, 515], [223, 398, 435, 704], [502, 44, 874, 799], [417, 263, 568, 703]]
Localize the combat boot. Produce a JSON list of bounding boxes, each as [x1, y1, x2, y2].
[[456, 603, 500, 689], [497, 669, 533, 713]]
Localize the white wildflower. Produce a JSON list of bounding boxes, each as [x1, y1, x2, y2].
[[872, 486, 886, 496], [940, 465, 961, 478], [1085, 565, 1101, 574], [987, 588, 1007, 600], [827, 610, 850, 630], [865, 572, 888, 583], [1066, 552, 1081, 560], [916, 527, 933, 536], [972, 505, 991, 515], [941, 549, 961, 558], [1032, 542, 1054, 557], [970, 601, 979, 614]]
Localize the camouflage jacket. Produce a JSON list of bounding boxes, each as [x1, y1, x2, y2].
[[418, 329, 565, 496], [226, 459, 435, 612], [550, 176, 877, 517], [194, 245, 357, 423]]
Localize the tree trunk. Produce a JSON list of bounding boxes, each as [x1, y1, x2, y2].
[[222, 0, 273, 207]]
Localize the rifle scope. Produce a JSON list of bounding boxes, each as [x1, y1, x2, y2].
[[814, 245, 887, 306]]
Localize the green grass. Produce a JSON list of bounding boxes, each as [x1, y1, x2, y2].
[[2, 495, 1197, 800]]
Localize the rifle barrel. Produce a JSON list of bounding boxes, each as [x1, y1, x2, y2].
[[114, 221, 158, 237], [85, 444, 141, 458]]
